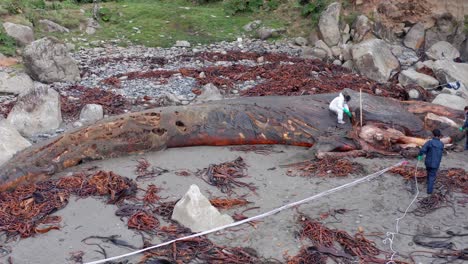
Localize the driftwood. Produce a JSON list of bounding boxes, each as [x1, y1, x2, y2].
[[0, 91, 463, 191]]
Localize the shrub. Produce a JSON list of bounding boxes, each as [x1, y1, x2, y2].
[[192, 0, 223, 4], [223, 0, 247, 16], [224, 0, 281, 16], [99, 7, 112, 22], [298, 0, 330, 26]]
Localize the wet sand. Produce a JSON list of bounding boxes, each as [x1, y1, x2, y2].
[[2, 145, 467, 264]]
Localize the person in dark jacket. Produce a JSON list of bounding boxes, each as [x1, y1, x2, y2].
[[461, 106, 468, 150], [417, 129, 444, 194]]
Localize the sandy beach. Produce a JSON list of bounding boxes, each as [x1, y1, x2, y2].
[[2, 145, 466, 264]]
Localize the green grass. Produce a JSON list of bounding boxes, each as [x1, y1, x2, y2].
[[0, 0, 287, 49], [81, 0, 285, 47]]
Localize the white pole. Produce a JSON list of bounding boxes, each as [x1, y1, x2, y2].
[[360, 89, 363, 128]]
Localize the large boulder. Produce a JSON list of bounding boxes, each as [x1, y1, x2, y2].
[[0, 71, 34, 95], [79, 104, 104, 124], [38, 19, 69, 33], [314, 40, 332, 58], [171, 185, 234, 232], [0, 119, 31, 166], [389, 45, 419, 69], [351, 39, 400, 83], [432, 60, 468, 98], [351, 15, 373, 43], [7, 87, 62, 137], [23, 37, 80, 83], [2, 22, 34, 46], [398, 69, 439, 89], [318, 2, 341, 46], [425, 41, 460, 61], [403, 23, 425, 50], [431, 94, 467, 111]]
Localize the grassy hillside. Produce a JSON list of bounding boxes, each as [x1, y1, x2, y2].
[[0, 0, 294, 50]]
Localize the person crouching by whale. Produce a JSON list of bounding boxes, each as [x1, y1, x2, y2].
[[329, 91, 352, 124]]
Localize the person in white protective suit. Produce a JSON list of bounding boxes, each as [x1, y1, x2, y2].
[[329, 92, 352, 124]]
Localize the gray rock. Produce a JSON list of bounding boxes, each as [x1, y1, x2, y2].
[[0, 119, 31, 166], [340, 44, 352, 61], [3, 22, 34, 46], [0, 71, 34, 95], [315, 40, 332, 58], [425, 41, 460, 60], [331, 46, 341, 57], [301, 47, 327, 59], [23, 37, 80, 83], [342, 60, 355, 71], [195, 83, 223, 103], [7, 87, 62, 137], [257, 27, 275, 40], [408, 89, 421, 99], [65, 43, 75, 51], [175, 40, 191, 48], [318, 2, 341, 46], [389, 45, 419, 69], [431, 93, 467, 111], [243, 20, 262, 32], [171, 184, 234, 232], [79, 104, 104, 124], [38, 19, 69, 33], [332, 59, 342, 66], [294, 37, 308, 47], [352, 39, 400, 83], [0, 53, 5, 59], [398, 69, 439, 89], [432, 60, 468, 98], [352, 15, 372, 42], [404, 23, 425, 50], [83, 18, 100, 35]]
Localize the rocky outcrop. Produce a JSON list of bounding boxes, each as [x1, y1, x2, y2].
[[403, 23, 425, 50], [79, 104, 104, 124], [2, 22, 34, 46], [318, 2, 341, 46], [23, 37, 80, 83], [7, 87, 62, 137], [351, 39, 400, 83], [171, 185, 234, 232], [398, 69, 439, 89], [425, 41, 460, 60], [432, 94, 467, 111], [0, 119, 31, 166], [0, 71, 34, 95], [38, 19, 69, 33]]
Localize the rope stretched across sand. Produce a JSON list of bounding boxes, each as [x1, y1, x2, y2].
[[86, 160, 406, 264]]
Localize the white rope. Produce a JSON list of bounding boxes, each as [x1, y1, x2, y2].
[[383, 160, 420, 264], [85, 161, 405, 264]]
